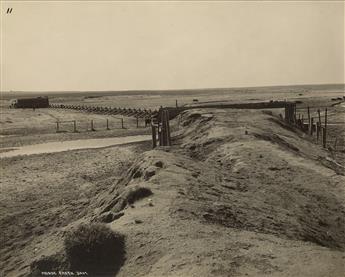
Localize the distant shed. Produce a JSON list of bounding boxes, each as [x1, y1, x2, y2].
[[10, 96, 49, 109]]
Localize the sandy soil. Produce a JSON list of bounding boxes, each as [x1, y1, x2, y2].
[[94, 108, 344, 277], [0, 141, 152, 276], [1, 86, 344, 276]]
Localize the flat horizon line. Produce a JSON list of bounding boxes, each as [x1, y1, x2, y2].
[[1, 83, 344, 94]]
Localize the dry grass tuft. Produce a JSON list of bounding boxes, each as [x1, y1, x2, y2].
[[64, 223, 125, 274]]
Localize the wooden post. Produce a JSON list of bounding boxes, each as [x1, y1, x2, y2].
[[284, 105, 288, 122], [73, 120, 77, 132], [322, 127, 326, 148], [158, 123, 162, 146], [161, 110, 167, 146], [307, 107, 311, 133], [324, 108, 327, 148], [294, 104, 297, 123], [165, 110, 171, 146], [121, 118, 124, 129], [317, 109, 322, 126], [316, 122, 319, 141], [136, 116, 139, 128], [91, 120, 95, 131], [106, 119, 110, 130], [290, 104, 295, 124], [151, 125, 157, 148], [298, 114, 301, 127], [309, 117, 314, 136], [56, 121, 60, 133]]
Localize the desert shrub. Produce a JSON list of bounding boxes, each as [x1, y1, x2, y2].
[[29, 254, 66, 276], [64, 224, 125, 275], [126, 187, 152, 204]]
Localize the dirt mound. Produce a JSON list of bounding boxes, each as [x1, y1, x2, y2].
[[76, 108, 343, 277], [8, 108, 344, 277], [58, 108, 343, 276], [174, 109, 345, 250]]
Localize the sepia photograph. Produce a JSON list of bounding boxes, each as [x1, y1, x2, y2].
[[0, 0, 344, 276]]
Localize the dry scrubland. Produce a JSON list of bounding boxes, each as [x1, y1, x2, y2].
[[1, 86, 345, 276]]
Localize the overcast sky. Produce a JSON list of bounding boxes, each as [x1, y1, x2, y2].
[[1, 1, 344, 92]]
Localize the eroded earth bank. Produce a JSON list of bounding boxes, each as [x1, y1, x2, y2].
[[1, 108, 344, 276]]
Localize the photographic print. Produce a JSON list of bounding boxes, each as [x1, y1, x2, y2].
[[1, 1, 344, 276]]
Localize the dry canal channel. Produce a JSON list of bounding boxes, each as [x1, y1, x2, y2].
[[0, 135, 151, 158]]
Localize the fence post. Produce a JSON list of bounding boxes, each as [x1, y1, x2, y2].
[[161, 110, 167, 146], [56, 121, 60, 133], [294, 104, 297, 123], [284, 104, 288, 122], [301, 114, 304, 130], [309, 117, 313, 136], [307, 106, 311, 132], [121, 118, 124, 129], [158, 123, 162, 146], [318, 109, 322, 126], [166, 110, 171, 146], [73, 120, 77, 132], [136, 116, 139, 128], [323, 108, 327, 148], [151, 125, 157, 148], [106, 119, 110, 130], [91, 120, 95, 131], [322, 127, 326, 148]]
